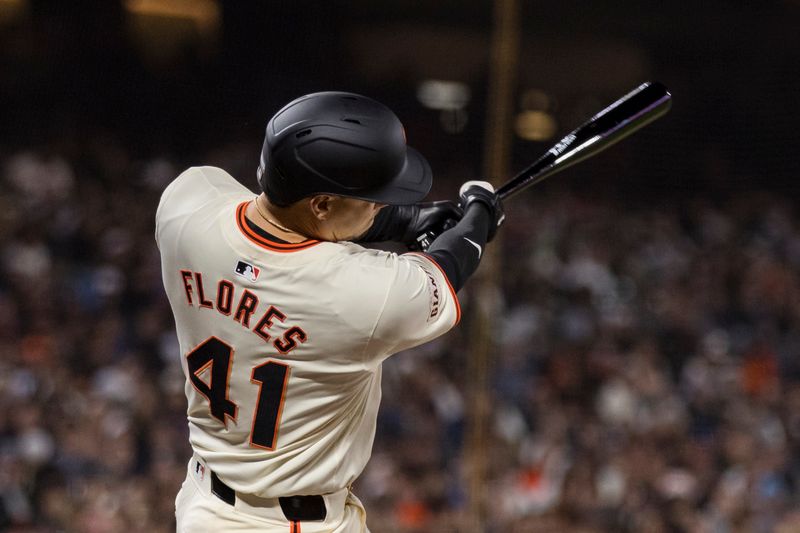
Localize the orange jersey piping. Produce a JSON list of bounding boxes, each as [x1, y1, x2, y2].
[[235, 202, 320, 252]]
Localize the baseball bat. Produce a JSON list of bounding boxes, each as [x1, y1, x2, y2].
[[413, 81, 671, 250], [496, 81, 672, 200]]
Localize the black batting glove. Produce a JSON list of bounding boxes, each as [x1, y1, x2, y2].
[[459, 180, 505, 241], [399, 201, 463, 245], [359, 201, 463, 246]]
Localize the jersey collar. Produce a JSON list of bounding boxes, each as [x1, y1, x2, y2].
[[235, 202, 321, 252]]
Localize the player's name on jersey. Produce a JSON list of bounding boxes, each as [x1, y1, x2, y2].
[[178, 269, 307, 354]]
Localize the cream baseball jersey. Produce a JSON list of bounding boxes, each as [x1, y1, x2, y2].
[[155, 166, 460, 497]]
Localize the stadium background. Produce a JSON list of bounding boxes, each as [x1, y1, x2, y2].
[[1, 1, 799, 531]]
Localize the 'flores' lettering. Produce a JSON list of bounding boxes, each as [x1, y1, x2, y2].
[[179, 269, 307, 354]]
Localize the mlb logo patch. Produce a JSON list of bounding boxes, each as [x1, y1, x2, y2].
[[235, 261, 260, 282]]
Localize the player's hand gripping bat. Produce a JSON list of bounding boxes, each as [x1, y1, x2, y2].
[[414, 81, 672, 250]]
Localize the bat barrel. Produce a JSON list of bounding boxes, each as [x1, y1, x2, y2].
[[496, 82, 672, 200]]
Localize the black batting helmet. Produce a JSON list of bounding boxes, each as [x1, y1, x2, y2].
[[257, 92, 432, 206]]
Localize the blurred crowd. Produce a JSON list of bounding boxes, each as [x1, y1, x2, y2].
[[1, 141, 799, 533]]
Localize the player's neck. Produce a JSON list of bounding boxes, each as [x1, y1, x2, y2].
[[248, 197, 309, 243]]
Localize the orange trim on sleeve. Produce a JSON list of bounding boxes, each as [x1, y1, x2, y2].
[[235, 202, 320, 252], [405, 252, 461, 325]]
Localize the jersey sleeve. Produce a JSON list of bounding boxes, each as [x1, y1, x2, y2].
[[362, 252, 460, 366]]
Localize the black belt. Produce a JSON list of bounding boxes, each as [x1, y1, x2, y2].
[[210, 471, 327, 522]]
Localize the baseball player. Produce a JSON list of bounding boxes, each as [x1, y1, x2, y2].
[[156, 92, 504, 532]]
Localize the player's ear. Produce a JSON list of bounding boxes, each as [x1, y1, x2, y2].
[[308, 195, 335, 221]]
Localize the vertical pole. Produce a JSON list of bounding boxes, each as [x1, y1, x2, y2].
[[484, 0, 521, 185], [465, 0, 520, 530]]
